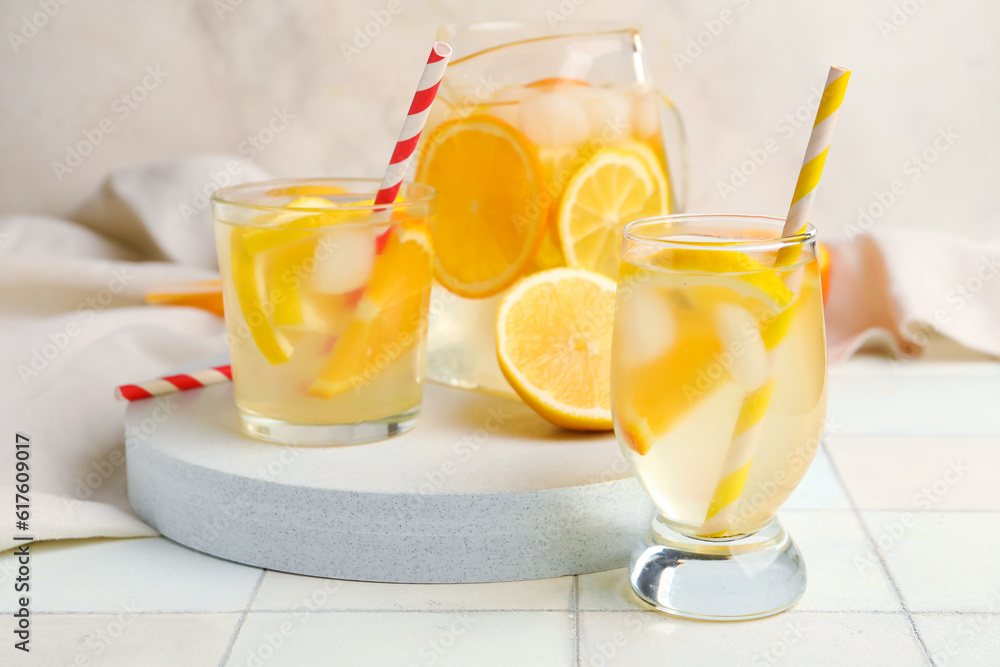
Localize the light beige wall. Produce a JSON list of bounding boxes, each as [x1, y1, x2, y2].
[[1, 0, 995, 241]]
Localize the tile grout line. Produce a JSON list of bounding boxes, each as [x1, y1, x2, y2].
[[217, 569, 266, 667], [572, 576, 581, 667], [823, 441, 936, 666]]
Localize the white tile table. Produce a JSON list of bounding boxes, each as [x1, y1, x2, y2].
[[2, 355, 999, 666]]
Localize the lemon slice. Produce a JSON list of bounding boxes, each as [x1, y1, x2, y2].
[[496, 267, 616, 430], [241, 196, 371, 255], [558, 142, 669, 279], [229, 228, 293, 364], [646, 248, 794, 308]]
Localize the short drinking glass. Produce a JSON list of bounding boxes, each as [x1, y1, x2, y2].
[[212, 179, 436, 446], [611, 214, 827, 619]]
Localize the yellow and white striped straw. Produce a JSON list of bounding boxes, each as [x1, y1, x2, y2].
[[697, 66, 850, 537], [781, 66, 851, 238], [699, 380, 774, 536]]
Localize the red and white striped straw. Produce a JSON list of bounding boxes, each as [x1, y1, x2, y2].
[[115, 365, 232, 401], [374, 41, 451, 208]]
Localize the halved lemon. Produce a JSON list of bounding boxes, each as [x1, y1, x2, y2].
[[558, 142, 669, 279], [496, 267, 616, 430], [416, 115, 548, 298]]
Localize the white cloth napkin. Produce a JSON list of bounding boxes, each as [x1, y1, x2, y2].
[[0, 156, 267, 551], [1, 156, 998, 551]]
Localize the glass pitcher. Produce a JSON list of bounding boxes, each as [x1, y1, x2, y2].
[[417, 22, 688, 396]]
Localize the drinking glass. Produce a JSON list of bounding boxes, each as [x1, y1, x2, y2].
[[212, 179, 436, 445], [611, 214, 828, 619], [419, 21, 688, 396]]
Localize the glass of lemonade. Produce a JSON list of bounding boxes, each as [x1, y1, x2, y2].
[[611, 214, 828, 620], [417, 23, 687, 396], [212, 179, 435, 445]]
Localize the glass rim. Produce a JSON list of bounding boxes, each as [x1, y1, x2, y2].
[[623, 214, 817, 252], [211, 178, 436, 220], [442, 21, 640, 66]]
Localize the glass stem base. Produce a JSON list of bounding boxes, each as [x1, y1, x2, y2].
[[238, 407, 419, 446], [628, 516, 806, 621]]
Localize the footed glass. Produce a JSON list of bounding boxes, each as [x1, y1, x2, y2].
[[611, 214, 827, 619]]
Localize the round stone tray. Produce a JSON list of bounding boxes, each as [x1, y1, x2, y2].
[[126, 357, 654, 584]]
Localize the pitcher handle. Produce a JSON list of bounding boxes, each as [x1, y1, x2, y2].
[[655, 88, 689, 213]]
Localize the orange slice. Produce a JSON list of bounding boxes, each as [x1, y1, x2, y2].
[[818, 241, 832, 305], [416, 115, 548, 298], [146, 280, 224, 316], [496, 268, 616, 430], [308, 221, 433, 399]]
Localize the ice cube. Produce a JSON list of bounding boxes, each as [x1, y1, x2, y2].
[[519, 90, 590, 148], [714, 303, 768, 391], [577, 88, 633, 139], [485, 86, 524, 129], [310, 227, 376, 294], [633, 90, 660, 139], [616, 286, 675, 367]]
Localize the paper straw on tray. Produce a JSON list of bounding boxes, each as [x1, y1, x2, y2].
[[116, 365, 232, 401]]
